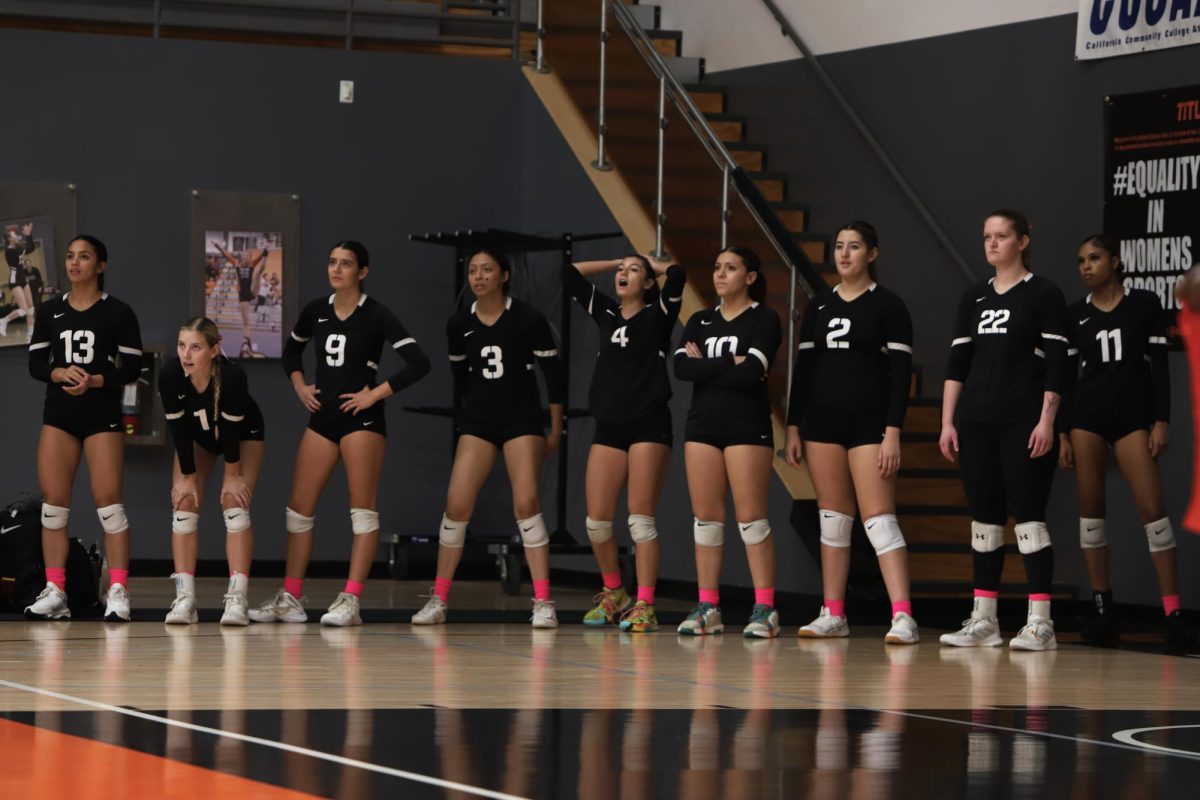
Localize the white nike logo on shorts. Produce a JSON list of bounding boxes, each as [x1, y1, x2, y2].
[[363, 421, 374, 426], [0, 525, 20, 534]]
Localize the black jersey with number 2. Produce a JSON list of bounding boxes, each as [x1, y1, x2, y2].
[[159, 355, 261, 474], [946, 274, 1068, 424], [1063, 287, 1169, 428], [283, 293, 430, 411], [28, 292, 143, 416], [567, 264, 685, 425]]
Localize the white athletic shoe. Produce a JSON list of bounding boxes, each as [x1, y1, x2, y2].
[[1008, 616, 1057, 651], [939, 612, 1003, 647], [165, 593, 198, 625], [221, 591, 250, 627], [677, 602, 723, 635], [24, 583, 70, 620], [320, 592, 362, 627], [531, 598, 558, 629], [248, 588, 308, 623], [798, 606, 849, 638], [104, 584, 132, 622], [412, 592, 448, 625], [743, 604, 781, 639], [884, 612, 920, 644], [0, 317, 8, 338]]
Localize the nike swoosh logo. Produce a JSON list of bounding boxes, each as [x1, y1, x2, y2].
[[821, 513, 837, 519], [1086, 526, 1099, 532], [759, 434, 769, 440], [0, 525, 20, 534], [866, 522, 877, 529], [1151, 528, 1166, 537], [975, 297, 985, 303], [177, 394, 186, 399], [102, 513, 114, 520], [1079, 318, 1090, 325], [522, 525, 535, 532], [174, 516, 189, 523], [318, 318, 329, 323], [818, 305, 826, 310], [249, 429, 261, 435], [363, 421, 374, 426], [463, 330, 475, 337], [700, 320, 714, 325], [109, 423, 120, 429], [442, 525, 454, 531], [739, 524, 752, 531], [54, 312, 66, 318]]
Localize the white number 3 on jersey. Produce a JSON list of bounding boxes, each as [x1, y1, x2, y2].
[[610, 326, 630, 348], [481, 345, 504, 379]]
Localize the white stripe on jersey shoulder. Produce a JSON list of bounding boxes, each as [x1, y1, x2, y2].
[[1023, 273, 1033, 282], [101, 292, 109, 300], [1040, 332, 1068, 343], [797, 341, 815, 350], [951, 336, 972, 346], [358, 293, 368, 307], [291, 331, 310, 342], [29, 341, 50, 351], [448, 354, 466, 362], [366, 360, 379, 370], [533, 349, 557, 357], [392, 337, 416, 349], [886, 341, 913, 354], [674, 347, 687, 356], [659, 295, 668, 314], [118, 345, 142, 355], [164, 411, 185, 420], [748, 347, 769, 370], [220, 412, 245, 422]]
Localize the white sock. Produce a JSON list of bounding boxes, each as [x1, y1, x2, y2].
[[174, 573, 196, 596], [1029, 599, 1051, 620], [973, 595, 998, 620], [228, 572, 249, 595]]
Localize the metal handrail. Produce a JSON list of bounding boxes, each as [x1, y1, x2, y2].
[[758, 0, 975, 283]]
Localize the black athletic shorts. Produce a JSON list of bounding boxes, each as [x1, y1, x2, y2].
[[8, 266, 26, 289], [1071, 416, 1151, 445], [43, 406, 124, 440], [459, 415, 545, 448], [957, 418, 1057, 525], [685, 418, 774, 450], [593, 405, 673, 451], [307, 404, 385, 443], [802, 405, 886, 449], [238, 278, 255, 303], [197, 399, 266, 455]]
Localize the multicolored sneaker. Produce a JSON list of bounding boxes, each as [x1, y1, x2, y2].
[[582, 586, 631, 627], [677, 602, 723, 636], [743, 604, 780, 639], [619, 600, 658, 633]]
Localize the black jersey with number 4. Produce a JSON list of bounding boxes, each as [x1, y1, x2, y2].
[[567, 264, 685, 425], [28, 292, 143, 416], [1064, 288, 1169, 427], [283, 294, 430, 411], [946, 273, 1068, 424], [447, 296, 565, 425], [159, 355, 260, 474], [787, 282, 913, 428], [674, 302, 782, 434]]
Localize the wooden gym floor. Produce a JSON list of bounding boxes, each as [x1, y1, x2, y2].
[[1, 579, 1199, 798]]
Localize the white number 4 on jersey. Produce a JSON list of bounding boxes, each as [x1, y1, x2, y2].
[[610, 326, 629, 348]]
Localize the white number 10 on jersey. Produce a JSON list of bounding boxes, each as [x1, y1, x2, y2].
[[705, 336, 739, 358]]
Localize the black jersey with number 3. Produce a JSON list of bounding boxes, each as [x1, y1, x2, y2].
[[28, 292, 143, 416], [674, 302, 782, 434], [1064, 288, 1169, 427], [283, 293, 429, 411], [159, 355, 261, 474], [946, 274, 1068, 424], [567, 264, 685, 425], [787, 283, 913, 428], [447, 296, 565, 425]]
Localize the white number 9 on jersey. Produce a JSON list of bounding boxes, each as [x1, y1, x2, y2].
[[325, 334, 347, 367]]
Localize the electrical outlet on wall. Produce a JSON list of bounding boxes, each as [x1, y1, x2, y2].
[[339, 80, 354, 104]]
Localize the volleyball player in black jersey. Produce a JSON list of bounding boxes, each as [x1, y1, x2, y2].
[[1057, 235, 1189, 646], [1, 222, 37, 341], [411, 249, 565, 628], [939, 210, 1068, 651], [25, 235, 143, 622], [784, 222, 918, 644], [158, 317, 265, 626], [673, 246, 782, 638], [212, 240, 270, 357], [250, 241, 430, 627], [566, 252, 684, 632]]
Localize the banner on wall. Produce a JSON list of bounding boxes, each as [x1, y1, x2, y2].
[[1103, 84, 1200, 339], [1076, 1, 1200, 60]]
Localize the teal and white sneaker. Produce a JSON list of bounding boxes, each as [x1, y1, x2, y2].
[[743, 604, 780, 639], [677, 602, 724, 636]]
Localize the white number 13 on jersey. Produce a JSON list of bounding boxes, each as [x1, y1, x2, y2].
[[59, 329, 96, 364]]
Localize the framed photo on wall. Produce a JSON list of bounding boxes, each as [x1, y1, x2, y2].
[[0, 183, 77, 348]]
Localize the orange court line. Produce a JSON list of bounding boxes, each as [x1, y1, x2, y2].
[[0, 717, 321, 800]]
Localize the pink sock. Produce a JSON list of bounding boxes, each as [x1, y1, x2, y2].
[[974, 589, 999, 599], [637, 585, 656, 605], [434, 577, 453, 603], [755, 588, 775, 607], [284, 577, 304, 598], [533, 579, 551, 601], [825, 599, 846, 618], [109, 569, 128, 588], [601, 571, 622, 591], [1163, 594, 1181, 616], [892, 600, 913, 617], [45, 568, 66, 590], [699, 588, 720, 606], [344, 580, 364, 597]]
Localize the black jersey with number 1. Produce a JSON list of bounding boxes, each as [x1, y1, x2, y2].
[[159, 355, 262, 475], [566, 264, 686, 425], [283, 293, 430, 411]]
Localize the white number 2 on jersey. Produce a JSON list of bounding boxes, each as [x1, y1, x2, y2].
[[977, 309, 1010, 335], [705, 336, 739, 358], [325, 334, 347, 367], [59, 329, 96, 365], [610, 326, 630, 348], [481, 345, 504, 379], [825, 318, 851, 349], [1096, 329, 1123, 363]]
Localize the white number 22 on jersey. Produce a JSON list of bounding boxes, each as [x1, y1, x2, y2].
[[59, 329, 96, 365], [977, 309, 1010, 335], [705, 336, 739, 358], [481, 345, 504, 379], [1096, 329, 1122, 363], [610, 326, 629, 348], [825, 318, 851, 349], [325, 334, 347, 367]]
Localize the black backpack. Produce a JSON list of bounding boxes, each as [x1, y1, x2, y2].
[[0, 492, 102, 615]]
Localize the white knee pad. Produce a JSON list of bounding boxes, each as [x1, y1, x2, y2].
[[1145, 517, 1176, 552], [518, 513, 549, 549], [864, 514, 906, 556], [350, 507, 379, 535], [97, 503, 128, 534], [439, 514, 467, 548], [41, 503, 69, 530], [693, 518, 724, 547], [971, 521, 1005, 553], [285, 507, 315, 533], [1014, 521, 1051, 554], [172, 510, 200, 535], [628, 514, 658, 544], [1079, 518, 1107, 549], [586, 516, 614, 543], [738, 519, 771, 545], [223, 507, 251, 533], [819, 510, 853, 548]]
